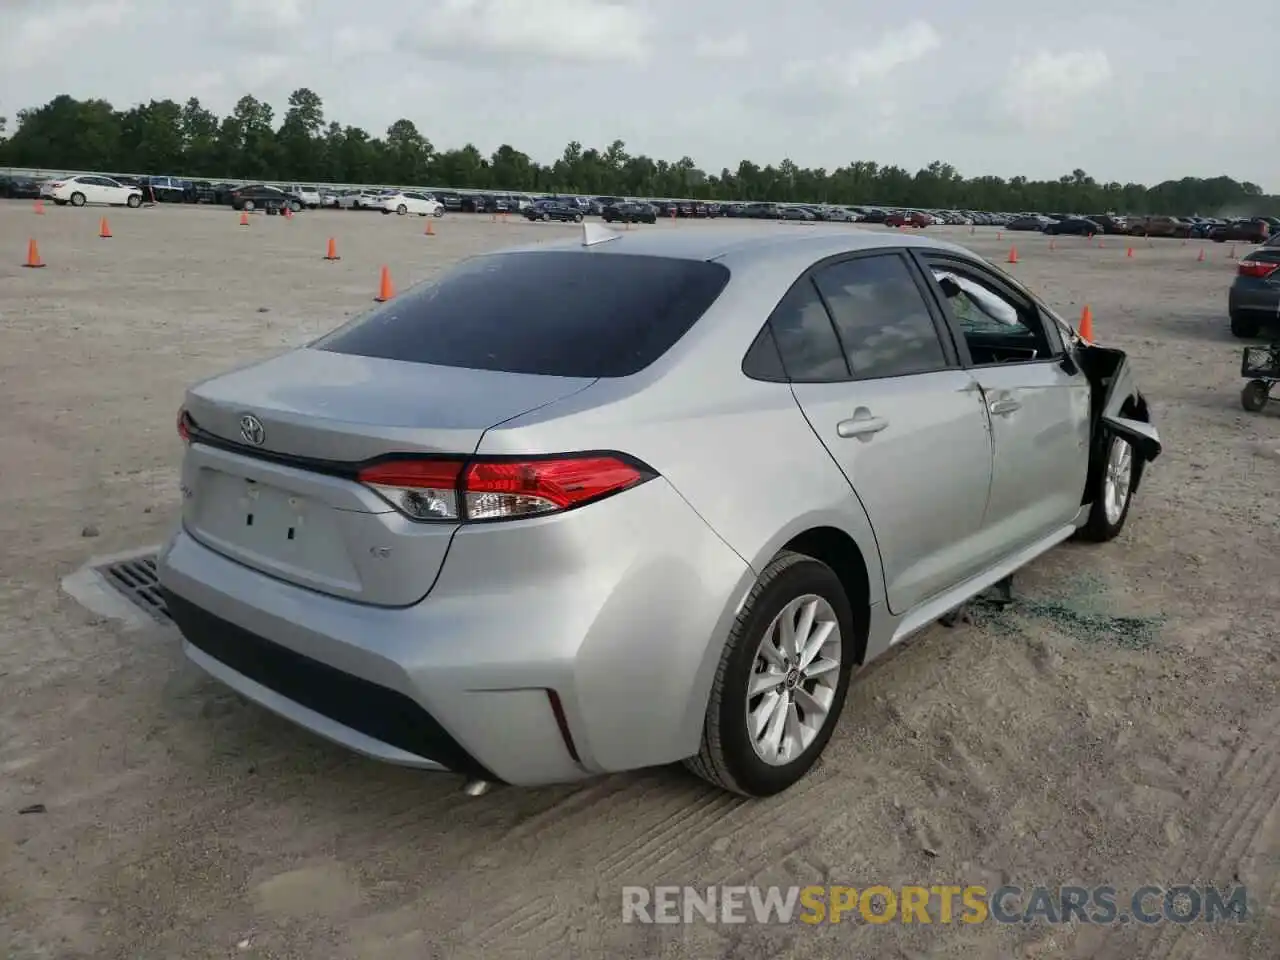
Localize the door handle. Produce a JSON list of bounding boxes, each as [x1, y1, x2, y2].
[[989, 397, 1021, 416], [837, 410, 889, 439]]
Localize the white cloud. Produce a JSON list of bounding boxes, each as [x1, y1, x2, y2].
[[996, 49, 1112, 132], [405, 0, 650, 64], [780, 20, 941, 92], [226, 0, 303, 29], [695, 33, 750, 60], [0, 0, 133, 71], [0, 0, 1275, 189], [835, 20, 941, 87]]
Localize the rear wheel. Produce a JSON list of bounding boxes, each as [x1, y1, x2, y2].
[[243, 200, 255, 212], [573, 213, 583, 223], [70, 192, 86, 207], [1242, 380, 1270, 412], [396, 204, 407, 215], [685, 551, 856, 797], [1231, 311, 1261, 339]]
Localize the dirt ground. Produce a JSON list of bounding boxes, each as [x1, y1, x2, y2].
[[1, 200, 1277, 960]]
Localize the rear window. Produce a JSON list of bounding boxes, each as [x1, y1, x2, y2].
[[313, 251, 732, 378]]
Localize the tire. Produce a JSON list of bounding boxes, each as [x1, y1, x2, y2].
[[1231, 311, 1261, 339], [573, 213, 583, 223], [290, 201, 302, 212], [396, 204, 407, 216], [685, 551, 857, 797], [1078, 433, 1138, 542], [1242, 380, 1270, 412], [70, 192, 86, 207], [243, 200, 255, 212], [126, 194, 142, 208], [433, 208, 443, 217], [541, 212, 550, 221]]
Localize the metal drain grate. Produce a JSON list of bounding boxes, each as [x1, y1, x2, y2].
[[95, 553, 171, 623]]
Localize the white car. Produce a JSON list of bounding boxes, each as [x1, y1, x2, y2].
[[285, 184, 323, 208], [337, 190, 385, 210], [43, 175, 143, 208], [380, 191, 444, 217]]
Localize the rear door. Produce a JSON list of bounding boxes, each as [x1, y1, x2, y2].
[[915, 252, 1091, 553], [776, 251, 995, 614]]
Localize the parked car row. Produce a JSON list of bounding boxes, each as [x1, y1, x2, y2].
[[1002, 212, 1276, 243]]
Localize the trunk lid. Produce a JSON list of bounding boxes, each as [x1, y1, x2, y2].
[[180, 347, 594, 606]]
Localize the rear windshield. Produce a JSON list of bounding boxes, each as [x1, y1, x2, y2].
[[313, 251, 731, 378]]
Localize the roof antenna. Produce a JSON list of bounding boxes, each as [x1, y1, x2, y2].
[[582, 221, 621, 247]]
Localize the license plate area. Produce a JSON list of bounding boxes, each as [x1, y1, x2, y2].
[[187, 468, 363, 592]]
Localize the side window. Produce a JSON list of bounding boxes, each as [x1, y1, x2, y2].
[[811, 254, 949, 379], [766, 279, 850, 382], [928, 263, 1055, 364]]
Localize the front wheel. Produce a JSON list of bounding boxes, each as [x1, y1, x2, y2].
[[573, 213, 583, 223], [1242, 380, 1270, 412], [126, 194, 142, 208], [1078, 433, 1137, 542], [685, 551, 856, 797], [433, 208, 444, 217]]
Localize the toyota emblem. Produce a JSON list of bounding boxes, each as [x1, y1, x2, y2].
[[239, 414, 265, 447]]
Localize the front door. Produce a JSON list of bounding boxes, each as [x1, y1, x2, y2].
[[915, 254, 1091, 555], [767, 250, 995, 614]]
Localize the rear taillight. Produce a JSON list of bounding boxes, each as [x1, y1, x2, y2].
[[177, 408, 191, 443], [1238, 259, 1279, 279], [357, 455, 653, 522]]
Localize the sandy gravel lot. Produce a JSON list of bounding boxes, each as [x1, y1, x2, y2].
[[1, 200, 1277, 960]]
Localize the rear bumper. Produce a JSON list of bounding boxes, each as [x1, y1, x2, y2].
[[158, 477, 753, 786], [1229, 281, 1280, 316]]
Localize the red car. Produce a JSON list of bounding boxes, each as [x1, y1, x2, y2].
[[884, 210, 932, 228]]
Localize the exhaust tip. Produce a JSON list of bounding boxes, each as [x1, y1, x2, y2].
[[462, 779, 492, 797]]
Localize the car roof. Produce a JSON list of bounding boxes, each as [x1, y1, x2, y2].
[[487, 225, 974, 267]]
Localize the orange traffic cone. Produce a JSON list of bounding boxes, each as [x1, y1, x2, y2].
[[1197, 248, 1205, 262], [99, 217, 112, 239], [1078, 305, 1094, 342], [996, 232, 1003, 241], [1126, 246, 1134, 258], [33, 199, 45, 215], [1007, 246, 1019, 264], [323, 237, 340, 261], [1098, 239, 1105, 248], [424, 219, 435, 236], [374, 266, 394, 302], [22, 238, 45, 268], [239, 211, 250, 226], [284, 206, 293, 220]]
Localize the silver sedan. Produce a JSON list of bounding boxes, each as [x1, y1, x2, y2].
[[159, 224, 1160, 797]]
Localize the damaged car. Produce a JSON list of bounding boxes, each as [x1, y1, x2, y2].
[[158, 225, 1160, 799]]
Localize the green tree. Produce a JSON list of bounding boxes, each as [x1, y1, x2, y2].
[[276, 87, 324, 180], [0, 91, 1276, 215]]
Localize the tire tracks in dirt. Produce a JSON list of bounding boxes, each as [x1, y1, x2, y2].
[[426, 767, 853, 957], [1092, 706, 1280, 959]]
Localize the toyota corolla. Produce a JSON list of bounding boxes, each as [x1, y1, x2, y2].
[[160, 225, 1160, 797]]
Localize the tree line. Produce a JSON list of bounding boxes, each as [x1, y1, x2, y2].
[[0, 89, 1275, 216]]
